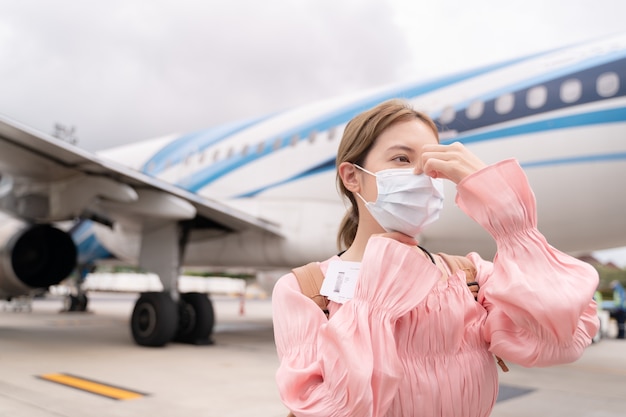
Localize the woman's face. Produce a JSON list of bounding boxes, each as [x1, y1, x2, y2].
[[358, 119, 438, 202]]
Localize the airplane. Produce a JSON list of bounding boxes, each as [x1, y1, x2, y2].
[[0, 32, 625, 347]]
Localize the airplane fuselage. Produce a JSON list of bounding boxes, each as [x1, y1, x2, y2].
[[92, 33, 626, 268]]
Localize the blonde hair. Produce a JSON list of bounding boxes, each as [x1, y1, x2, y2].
[[335, 99, 439, 250]]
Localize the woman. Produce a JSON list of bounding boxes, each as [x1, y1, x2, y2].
[[272, 99, 599, 417]]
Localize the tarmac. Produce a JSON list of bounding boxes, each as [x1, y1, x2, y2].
[[1, 292, 625, 417]]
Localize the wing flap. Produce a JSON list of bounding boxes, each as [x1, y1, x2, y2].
[[0, 114, 282, 236]]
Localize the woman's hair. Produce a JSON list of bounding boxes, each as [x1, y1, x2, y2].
[[335, 98, 439, 250]]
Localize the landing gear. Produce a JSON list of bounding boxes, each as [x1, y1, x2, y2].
[[130, 291, 215, 347], [175, 292, 215, 345], [61, 263, 93, 312], [131, 292, 178, 347], [64, 293, 88, 312], [132, 220, 216, 347]]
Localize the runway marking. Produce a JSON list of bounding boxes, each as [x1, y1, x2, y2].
[[38, 373, 147, 400]]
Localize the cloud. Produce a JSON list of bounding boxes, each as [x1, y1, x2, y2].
[[390, 0, 626, 78], [1, 0, 626, 151], [0, 0, 411, 150]]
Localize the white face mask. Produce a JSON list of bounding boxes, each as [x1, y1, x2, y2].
[[354, 164, 444, 238]]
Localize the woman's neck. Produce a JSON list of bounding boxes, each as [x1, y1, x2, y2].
[[339, 223, 384, 262], [338, 241, 367, 262], [338, 224, 434, 265]]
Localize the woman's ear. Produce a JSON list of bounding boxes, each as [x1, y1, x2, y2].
[[338, 162, 360, 192]]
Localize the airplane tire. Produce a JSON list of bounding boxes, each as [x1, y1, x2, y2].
[[64, 294, 88, 312], [131, 292, 178, 347], [174, 292, 215, 345]]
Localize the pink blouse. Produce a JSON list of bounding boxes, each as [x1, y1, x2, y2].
[[272, 159, 599, 417]]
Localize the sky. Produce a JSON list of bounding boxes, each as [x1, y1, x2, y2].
[[0, 0, 625, 265]]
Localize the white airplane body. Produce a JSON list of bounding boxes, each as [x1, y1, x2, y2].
[[1, 33, 625, 346]]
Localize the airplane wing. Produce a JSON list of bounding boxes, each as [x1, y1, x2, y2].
[[0, 113, 285, 348], [0, 113, 282, 236]]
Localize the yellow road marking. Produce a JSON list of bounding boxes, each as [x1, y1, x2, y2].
[[38, 373, 146, 400]]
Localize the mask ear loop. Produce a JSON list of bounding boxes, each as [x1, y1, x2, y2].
[[353, 164, 376, 205], [353, 164, 376, 176], [355, 192, 370, 205]]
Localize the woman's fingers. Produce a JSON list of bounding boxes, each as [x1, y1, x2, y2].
[[419, 142, 487, 183]]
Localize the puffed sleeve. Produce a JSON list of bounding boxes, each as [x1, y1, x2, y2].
[[456, 159, 599, 367], [272, 238, 441, 416]]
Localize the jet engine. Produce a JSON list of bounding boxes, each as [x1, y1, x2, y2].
[[0, 219, 77, 298]]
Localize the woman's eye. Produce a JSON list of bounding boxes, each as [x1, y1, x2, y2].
[[393, 156, 410, 163]]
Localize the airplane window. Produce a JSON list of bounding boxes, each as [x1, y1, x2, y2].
[[241, 144, 249, 156], [495, 93, 515, 114], [257, 142, 265, 154], [273, 137, 282, 150], [198, 152, 205, 164], [328, 127, 336, 141], [290, 134, 299, 146], [213, 149, 220, 161], [597, 72, 620, 97], [526, 86, 547, 109], [308, 130, 317, 144], [185, 150, 196, 166], [226, 147, 234, 159], [560, 79, 582, 103], [439, 106, 456, 124], [466, 101, 484, 120]]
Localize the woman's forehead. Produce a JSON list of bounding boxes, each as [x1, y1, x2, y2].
[[373, 121, 437, 150]]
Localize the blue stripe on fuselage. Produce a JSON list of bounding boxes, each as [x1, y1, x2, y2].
[[141, 114, 273, 176], [236, 159, 337, 198], [521, 152, 626, 168], [176, 58, 534, 193], [176, 51, 626, 195], [237, 106, 626, 197], [450, 106, 626, 144]]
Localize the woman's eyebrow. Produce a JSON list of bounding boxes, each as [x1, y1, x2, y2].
[[386, 144, 415, 153]]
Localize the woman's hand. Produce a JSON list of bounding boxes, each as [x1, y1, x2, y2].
[[419, 142, 487, 184]]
